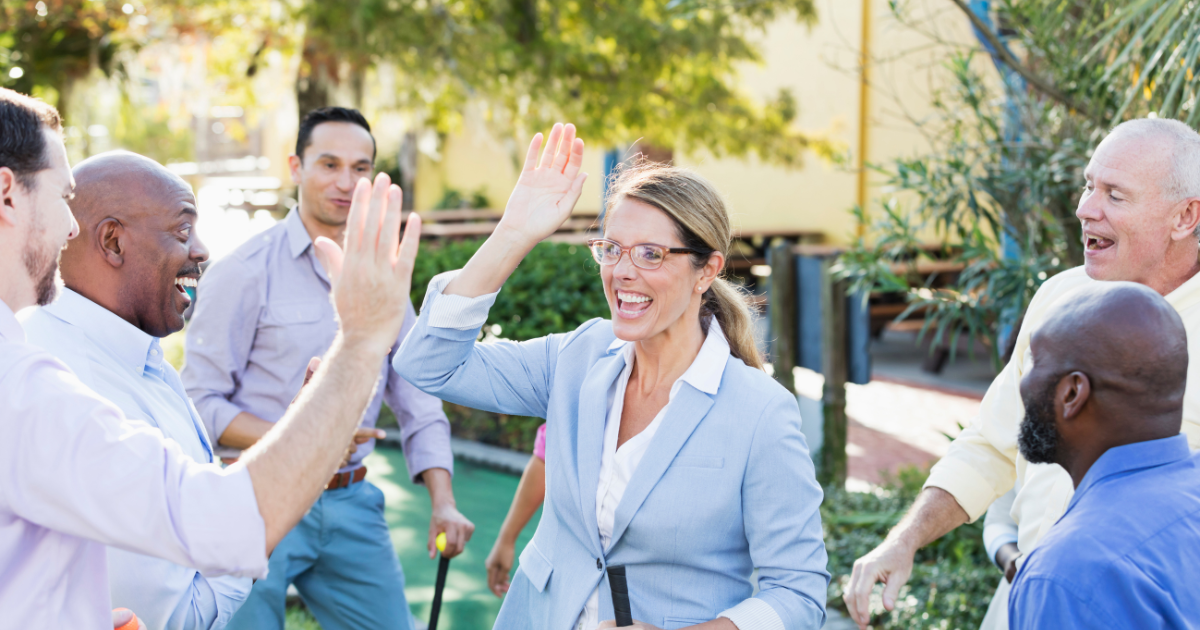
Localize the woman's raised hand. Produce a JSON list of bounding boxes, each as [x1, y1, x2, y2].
[[497, 123, 587, 245]]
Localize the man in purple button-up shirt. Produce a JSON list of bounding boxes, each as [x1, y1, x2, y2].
[[183, 107, 474, 630]]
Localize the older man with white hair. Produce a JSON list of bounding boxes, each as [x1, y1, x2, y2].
[[842, 116, 1200, 629]]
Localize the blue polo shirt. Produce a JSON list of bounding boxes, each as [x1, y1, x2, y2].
[[1009, 434, 1200, 629]]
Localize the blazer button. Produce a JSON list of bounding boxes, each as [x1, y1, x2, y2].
[[596, 558, 602, 570]]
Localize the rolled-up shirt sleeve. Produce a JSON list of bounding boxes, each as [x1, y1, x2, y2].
[[423, 270, 499, 330], [0, 351, 268, 578], [983, 488, 1019, 566], [386, 298, 455, 483], [183, 256, 264, 444]]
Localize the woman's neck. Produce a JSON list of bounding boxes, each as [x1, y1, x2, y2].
[[628, 315, 706, 396]]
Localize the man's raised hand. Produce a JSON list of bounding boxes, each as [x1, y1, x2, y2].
[[313, 173, 422, 352], [496, 122, 587, 246]]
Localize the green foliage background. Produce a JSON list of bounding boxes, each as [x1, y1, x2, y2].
[[823, 468, 996, 630], [410, 237, 610, 342]]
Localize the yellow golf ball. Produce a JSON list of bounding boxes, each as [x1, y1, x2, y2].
[[436, 532, 447, 554]]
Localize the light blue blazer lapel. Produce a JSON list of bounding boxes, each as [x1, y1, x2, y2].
[[607, 381, 716, 551], [575, 348, 627, 557]]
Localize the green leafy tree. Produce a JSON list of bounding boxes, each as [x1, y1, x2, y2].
[[0, 0, 137, 106], [295, 0, 834, 166]]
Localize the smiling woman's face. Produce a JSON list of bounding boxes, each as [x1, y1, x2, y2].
[[601, 198, 709, 343]]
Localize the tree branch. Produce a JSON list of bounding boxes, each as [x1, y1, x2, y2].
[[947, 0, 1092, 119]]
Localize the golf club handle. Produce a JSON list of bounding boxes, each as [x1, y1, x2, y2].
[[607, 565, 633, 627], [429, 555, 450, 630]]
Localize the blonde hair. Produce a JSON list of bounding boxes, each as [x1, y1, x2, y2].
[[604, 161, 764, 369]]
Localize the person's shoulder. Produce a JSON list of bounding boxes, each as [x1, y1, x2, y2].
[[18, 308, 89, 371], [215, 222, 289, 271], [722, 355, 792, 404], [202, 224, 290, 289], [1033, 266, 1092, 301], [0, 338, 76, 389], [554, 317, 618, 355]]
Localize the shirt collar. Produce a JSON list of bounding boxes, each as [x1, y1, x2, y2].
[[0, 298, 24, 343], [1070, 434, 1191, 510], [607, 318, 730, 396], [285, 207, 314, 259], [42, 288, 160, 377], [1165, 266, 1200, 312]]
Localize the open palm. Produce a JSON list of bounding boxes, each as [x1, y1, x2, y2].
[[499, 122, 587, 243]]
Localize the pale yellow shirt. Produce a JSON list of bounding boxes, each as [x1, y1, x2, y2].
[[924, 265, 1200, 555]]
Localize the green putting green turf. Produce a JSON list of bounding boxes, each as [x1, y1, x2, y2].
[[369, 445, 540, 629]]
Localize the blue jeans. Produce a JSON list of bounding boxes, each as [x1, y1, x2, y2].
[[226, 480, 415, 630]]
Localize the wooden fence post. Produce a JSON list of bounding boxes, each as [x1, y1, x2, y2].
[[820, 257, 849, 487], [767, 241, 796, 394]]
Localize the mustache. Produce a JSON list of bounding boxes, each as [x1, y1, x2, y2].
[[176, 266, 203, 278]]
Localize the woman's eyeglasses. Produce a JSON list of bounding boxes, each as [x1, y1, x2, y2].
[[586, 238, 703, 270]]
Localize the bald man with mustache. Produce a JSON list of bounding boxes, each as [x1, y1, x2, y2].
[[22, 151, 254, 629], [1008, 282, 1200, 627]]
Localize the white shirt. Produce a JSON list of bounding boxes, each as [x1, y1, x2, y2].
[[22, 289, 252, 630], [0, 298, 268, 630], [424, 274, 781, 630]]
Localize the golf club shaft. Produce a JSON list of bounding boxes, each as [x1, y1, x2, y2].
[[429, 555, 450, 630], [607, 565, 633, 627]]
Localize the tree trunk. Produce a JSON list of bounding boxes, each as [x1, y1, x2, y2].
[[398, 130, 418, 211], [296, 36, 338, 119]]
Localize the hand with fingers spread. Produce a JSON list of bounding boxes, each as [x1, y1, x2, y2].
[[496, 122, 588, 247], [443, 124, 587, 300], [312, 172, 422, 352]]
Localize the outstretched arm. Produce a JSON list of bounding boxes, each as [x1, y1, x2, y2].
[[444, 122, 587, 299], [843, 487, 969, 628], [486, 454, 546, 596]]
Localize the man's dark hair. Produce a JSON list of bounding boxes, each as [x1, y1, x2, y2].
[[0, 88, 62, 190], [295, 107, 375, 163]]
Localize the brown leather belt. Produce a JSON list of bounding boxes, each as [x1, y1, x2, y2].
[[220, 457, 367, 491], [326, 466, 367, 491]]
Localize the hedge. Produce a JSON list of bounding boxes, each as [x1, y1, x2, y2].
[[410, 237, 610, 341], [823, 467, 997, 629]]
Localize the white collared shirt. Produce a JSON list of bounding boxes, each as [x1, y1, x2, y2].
[[0, 298, 267, 630], [22, 289, 252, 630]]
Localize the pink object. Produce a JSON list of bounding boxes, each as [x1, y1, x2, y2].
[[533, 423, 547, 461]]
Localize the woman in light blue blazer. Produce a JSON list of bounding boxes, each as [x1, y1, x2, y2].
[[394, 124, 829, 630]]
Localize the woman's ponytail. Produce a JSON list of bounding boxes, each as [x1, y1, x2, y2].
[[701, 278, 763, 369]]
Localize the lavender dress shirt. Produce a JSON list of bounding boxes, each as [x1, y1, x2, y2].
[[0, 299, 267, 630], [182, 208, 452, 480], [23, 289, 251, 630]]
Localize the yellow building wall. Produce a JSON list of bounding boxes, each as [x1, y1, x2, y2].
[[412, 0, 981, 243]]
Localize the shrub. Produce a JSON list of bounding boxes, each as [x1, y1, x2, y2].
[[823, 467, 997, 630], [410, 238, 611, 341]]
